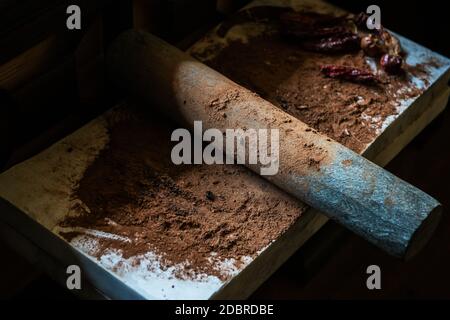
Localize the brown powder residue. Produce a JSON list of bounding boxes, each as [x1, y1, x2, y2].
[[405, 57, 443, 87], [207, 89, 242, 121], [201, 34, 427, 153], [203, 82, 331, 175], [59, 111, 306, 280], [209, 89, 241, 111], [341, 159, 352, 166], [303, 142, 327, 171]]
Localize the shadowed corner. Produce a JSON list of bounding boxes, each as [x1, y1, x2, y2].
[[0, 89, 17, 170]]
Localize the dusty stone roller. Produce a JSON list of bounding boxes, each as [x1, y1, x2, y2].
[[107, 30, 442, 259]]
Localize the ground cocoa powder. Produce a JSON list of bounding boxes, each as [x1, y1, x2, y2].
[[60, 10, 436, 281], [201, 34, 425, 153], [60, 110, 306, 280]]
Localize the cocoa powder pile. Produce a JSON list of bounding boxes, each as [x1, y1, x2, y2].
[[60, 111, 306, 280], [201, 34, 425, 153], [59, 8, 437, 281]]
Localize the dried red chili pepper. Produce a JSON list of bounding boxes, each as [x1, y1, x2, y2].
[[378, 27, 402, 56], [283, 24, 352, 40], [353, 13, 403, 55], [380, 54, 403, 74], [278, 11, 360, 53], [360, 34, 385, 57], [280, 11, 355, 40], [217, 6, 294, 37], [354, 12, 369, 30], [217, 7, 406, 77], [302, 34, 360, 53], [321, 65, 380, 85], [353, 12, 382, 33], [280, 10, 349, 28], [353, 12, 404, 74]]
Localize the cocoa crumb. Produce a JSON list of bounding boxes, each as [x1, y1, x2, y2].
[[341, 159, 352, 166]]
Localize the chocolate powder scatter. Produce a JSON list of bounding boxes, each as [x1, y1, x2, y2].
[[59, 8, 435, 281], [203, 34, 427, 153], [60, 112, 306, 280], [405, 57, 443, 87]]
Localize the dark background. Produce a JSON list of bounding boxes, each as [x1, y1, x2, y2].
[[0, 0, 449, 299]]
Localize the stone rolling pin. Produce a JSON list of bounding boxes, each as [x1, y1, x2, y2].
[[107, 30, 442, 259]]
